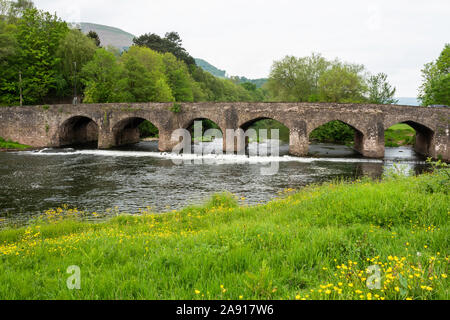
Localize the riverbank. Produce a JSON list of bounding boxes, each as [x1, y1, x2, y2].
[[0, 137, 31, 151], [0, 169, 448, 300]]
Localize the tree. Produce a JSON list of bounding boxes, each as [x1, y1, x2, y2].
[[0, 19, 17, 105], [121, 46, 174, 102], [5, 8, 69, 104], [9, 0, 33, 16], [81, 48, 131, 103], [318, 62, 367, 103], [133, 31, 195, 66], [162, 52, 195, 102], [419, 44, 450, 106], [266, 54, 329, 102], [367, 73, 398, 104], [0, 18, 16, 62], [87, 30, 101, 47], [56, 29, 97, 98]]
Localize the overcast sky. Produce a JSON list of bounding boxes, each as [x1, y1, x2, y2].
[[34, 0, 449, 97]]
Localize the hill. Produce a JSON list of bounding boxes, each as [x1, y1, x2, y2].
[[194, 58, 227, 78], [77, 23, 267, 86], [79, 22, 135, 51]]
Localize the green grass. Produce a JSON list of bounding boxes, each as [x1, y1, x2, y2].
[[0, 171, 448, 300], [0, 137, 30, 150], [385, 124, 416, 147]]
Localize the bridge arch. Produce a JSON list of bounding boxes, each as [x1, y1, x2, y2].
[[384, 119, 435, 156], [307, 118, 367, 137], [308, 119, 367, 156], [59, 115, 99, 148], [112, 117, 161, 147], [238, 116, 291, 143]]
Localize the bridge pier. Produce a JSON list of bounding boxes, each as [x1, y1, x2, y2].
[[289, 130, 309, 156], [353, 131, 385, 158], [158, 130, 180, 153], [428, 131, 449, 160], [98, 131, 115, 149]]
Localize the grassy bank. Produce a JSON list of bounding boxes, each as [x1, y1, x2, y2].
[[0, 137, 31, 150], [0, 170, 448, 300], [385, 124, 416, 147]]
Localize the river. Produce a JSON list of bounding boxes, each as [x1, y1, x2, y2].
[[0, 140, 429, 226]]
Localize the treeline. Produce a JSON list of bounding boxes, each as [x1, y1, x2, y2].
[[266, 53, 398, 104], [0, 1, 265, 106]]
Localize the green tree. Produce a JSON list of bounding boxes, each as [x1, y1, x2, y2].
[[7, 8, 69, 104], [0, 19, 16, 62], [0, 19, 17, 105], [81, 48, 131, 103], [56, 29, 97, 98], [318, 62, 367, 103], [87, 30, 101, 47], [133, 31, 195, 66], [419, 44, 450, 106], [266, 54, 329, 102], [121, 46, 174, 102], [162, 52, 194, 102], [367, 72, 398, 104]]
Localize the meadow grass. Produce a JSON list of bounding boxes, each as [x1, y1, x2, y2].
[[0, 171, 448, 300], [385, 124, 416, 147], [0, 137, 30, 150]]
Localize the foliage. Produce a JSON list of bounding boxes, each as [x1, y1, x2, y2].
[[422, 158, 449, 194], [56, 29, 97, 97], [0, 4, 263, 106], [0, 7, 69, 105], [138, 121, 159, 138], [86, 30, 101, 47], [419, 44, 450, 106], [267, 53, 398, 106], [318, 62, 367, 103], [367, 73, 398, 104], [248, 119, 290, 143], [121, 46, 174, 102], [310, 121, 355, 144], [169, 102, 182, 113], [133, 31, 195, 66], [267, 53, 329, 102], [0, 173, 448, 300], [80, 48, 130, 103]]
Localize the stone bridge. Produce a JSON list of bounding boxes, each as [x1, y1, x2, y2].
[[0, 102, 449, 161]]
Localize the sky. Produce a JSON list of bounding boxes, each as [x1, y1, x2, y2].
[[34, 0, 450, 97]]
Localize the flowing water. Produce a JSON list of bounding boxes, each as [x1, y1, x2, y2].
[[0, 139, 429, 226]]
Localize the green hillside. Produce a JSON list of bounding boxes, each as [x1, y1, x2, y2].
[[195, 59, 268, 88], [194, 58, 227, 78]]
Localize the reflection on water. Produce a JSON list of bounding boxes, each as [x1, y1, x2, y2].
[[0, 140, 428, 226]]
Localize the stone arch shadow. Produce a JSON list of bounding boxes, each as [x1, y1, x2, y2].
[[111, 116, 162, 147], [58, 115, 99, 148]]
